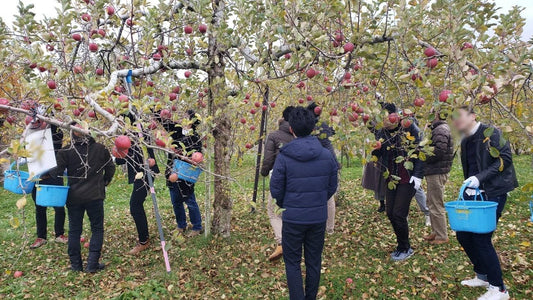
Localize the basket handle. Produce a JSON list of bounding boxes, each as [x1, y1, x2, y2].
[[458, 181, 485, 202]]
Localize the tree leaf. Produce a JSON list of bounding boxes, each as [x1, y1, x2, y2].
[[489, 146, 500, 158], [483, 127, 494, 138]]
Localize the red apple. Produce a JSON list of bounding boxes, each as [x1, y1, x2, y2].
[[148, 120, 158, 130], [184, 25, 193, 34], [83, 242, 90, 248], [168, 173, 178, 182], [262, 105, 268, 111], [245, 143, 253, 149], [118, 94, 128, 103], [362, 86, 369, 93], [439, 90, 452, 102], [401, 118, 412, 128], [461, 42, 473, 50], [371, 79, 378, 87], [115, 135, 131, 150], [73, 109, 81, 116], [414, 97, 425, 107], [89, 43, 98, 52], [169, 93, 177, 101], [254, 102, 261, 108], [424, 47, 436, 57], [191, 152, 204, 164], [153, 53, 161, 61], [314, 106, 322, 115], [47, 80, 57, 90], [426, 58, 438, 69], [388, 113, 399, 124], [147, 81, 154, 87], [198, 24, 207, 34], [362, 114, 370, 123], [72, 33, 82, 41], [348, 112, 358, 122], [147, 158, 156, 167], [270, 102, 276, 108], [372, 140, 382, 150], [240, 118, 246, 124], [343, 42, 354, 53], [344, 72, 351, 80], [298, 98, 304, 104], [80, 237, 86, 242], [0, 98, 10, 112], [73, 65, 83, 74], [98, 29, 106, 37], [81, 13, 91, 22], [106, 5, 115, 16], [88, 111, 96, 118], [13, 271, 23, 278], [250, 108, 256, 114], [284, 53, 291, 59], [249, 125, 256, 131], [172, 86, 181, 94], [326, 86, 332, 93], [306, 68, 317, 79], [126, 18, 134, 27], [95, 68, 104, 76], [155, 138, 166, 147], [184, 71, 192, 78], [306, 95, 313, 102]]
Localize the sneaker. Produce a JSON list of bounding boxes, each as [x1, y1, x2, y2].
[[478, 285, 510, 300], [30, 238, 47, 249], [186, 230, 201, 238], [425, 215, 431, 227], [128, 241, 150, 255], [461, 277, 490, 288], [268, 245, 283, 262], [391, 248, 414, 261], [55, 235, 68, 244], [377, 201, 385, 213]]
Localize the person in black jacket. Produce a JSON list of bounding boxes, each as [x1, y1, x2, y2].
[[452, 106, 518, 300], [115, 130, 160, 254], [270, 107, 338, 300], [373, 103, 424, 261], [27, 124, 67, 249], [49, 128, 115, 273], [161, 110, 203, 237]]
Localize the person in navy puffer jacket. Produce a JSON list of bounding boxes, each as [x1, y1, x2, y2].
[[270, 107, 338, 300]]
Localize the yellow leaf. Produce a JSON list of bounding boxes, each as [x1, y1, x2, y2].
[[9, 216, 20, 228], [405, 132, 415, 141], [498, 157, 504, 172], [135, 172, 144, 180], [520, 241, 530, 247], [16, 196, 27, 210]]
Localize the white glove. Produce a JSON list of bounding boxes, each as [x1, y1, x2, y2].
[[464, 176, 480, 188], [409, 176, 422, 190]]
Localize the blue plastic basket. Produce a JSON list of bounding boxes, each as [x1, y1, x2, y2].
[[173, 159, 202, 183], [35, 184, 69, 207], [445, 183, 498, 234], [3, 162, 35, 194], [529, 198, 533, 223]]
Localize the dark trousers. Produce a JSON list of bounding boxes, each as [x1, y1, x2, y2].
[[67, 200, 104, 268], [456, 194, 507, 287], [386, 183, 416, 251], [169, 187, 202, 231], [282, 222, 326, 300], [31, 188, 65, 239], [130, 180, 149, 243]]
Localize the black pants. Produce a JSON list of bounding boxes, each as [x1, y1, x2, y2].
[[31, 187, 65, 239], [386, 183, 416, 251], [130, 180, 149, 243], [67, 200, 104, 268], [456, 193, 507, 287], [282, 222, 326, 300]]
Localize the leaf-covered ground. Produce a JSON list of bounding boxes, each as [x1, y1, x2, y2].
[[0, 155, 532, 299]]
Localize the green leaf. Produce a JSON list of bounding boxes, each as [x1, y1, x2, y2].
[[387, 181, 396, 190], [404, 161, 414, 170], [395, 156, 404, 163], [489, 146, 500, 158], [483, 127, 495, 138]]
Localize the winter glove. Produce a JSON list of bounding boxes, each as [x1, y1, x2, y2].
[[409, 176, 422, 190], [463, 176, 480, 189]]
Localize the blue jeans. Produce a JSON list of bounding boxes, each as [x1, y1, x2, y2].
[[282, 222, 326, 300], [456, 193, 507, 288], [169, 187, 202, 231]]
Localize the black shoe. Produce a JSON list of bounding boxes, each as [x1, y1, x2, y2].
[[85, 263, 105, 273], [377, 201, 385, 213]]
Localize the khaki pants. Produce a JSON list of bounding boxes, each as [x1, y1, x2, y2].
[[426, 173, 449, 240], [267, 196, 336, 244]]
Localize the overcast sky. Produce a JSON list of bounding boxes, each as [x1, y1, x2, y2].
[[1, 0, 532, 40]]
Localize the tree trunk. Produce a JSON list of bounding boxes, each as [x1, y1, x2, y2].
[[208, 0, 232, 237]]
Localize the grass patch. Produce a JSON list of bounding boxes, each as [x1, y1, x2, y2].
[[0, 155, 532, 299]]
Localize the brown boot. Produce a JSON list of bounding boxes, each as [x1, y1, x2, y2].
[[430, 238, 449, 245], [268, 245, 283, 262], [423, 233, 436, 241], [128, 241, 150, 255]]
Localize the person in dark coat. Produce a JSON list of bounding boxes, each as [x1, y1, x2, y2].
[[422, 111, 454, 245], [49, 128, 115, 273], [115, 122, 160, 254], [28, 124, 67, 249], [270, 107, 338, 300], [362, 119, 388, 212], [160, 109, 203, 237], [260, 106, 294, 261], [452, 106, 517, 300], [373, 103, 424, 261]]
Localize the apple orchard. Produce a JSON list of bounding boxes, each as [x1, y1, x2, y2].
[[0, 0, 532, 236]]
